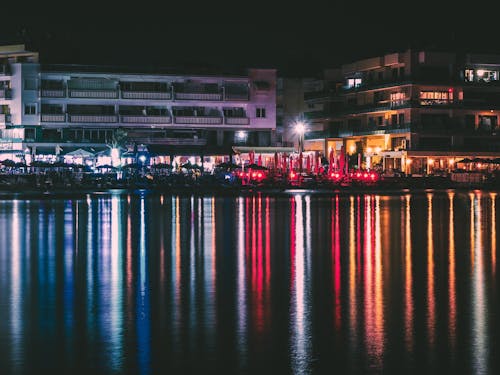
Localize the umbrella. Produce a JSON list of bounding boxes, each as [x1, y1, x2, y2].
[[314, 151, 319, 174], [299, 151, 303, 172], [306, 155, 311, 172], [258, 154, 262, 166], [328, 149, 334, 174], [249, 151, 255, 165], [456, 158, 472, 163], [274, 152, 279, 170], [339, 146, 345, 174]]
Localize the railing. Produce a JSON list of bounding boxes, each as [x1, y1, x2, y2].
[[41, 114, 66, 122], [0, 88, 11, 99], [0, 114, 11, 126], [69, 90, 118, 99], [68, 114, 118, 123], [41, 89, 66, 98], [121, 91, 172, 100], [304, 110, 327, 120], [132, 137, 207, 146], [174, 116, 223, 125], [120, 115, 172, 124], [224, 117, 250, 125], [174, 92, 222, 101], [304, 129, 340, 140], [224, 93, 249, 101]]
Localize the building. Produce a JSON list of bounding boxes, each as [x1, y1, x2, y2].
[[0, 44, 277, 166], [304, 49, 500, 175]]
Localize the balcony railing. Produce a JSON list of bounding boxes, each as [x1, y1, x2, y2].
[[224, 93, 249, 101], [173, 116, 223, 125], [69, 90, 118, 99], [68, 114, 118, 123], [41, 114, 66, 122], [0, 114, 11, 126], [132, 137, 207, 146], [120, 115, 172, 124], [121, 91, 172, 100], [224, 117, 250, 125], [41, 89, 66, 98], [0, 88, 12, 99], [174, 92, 222, 101]]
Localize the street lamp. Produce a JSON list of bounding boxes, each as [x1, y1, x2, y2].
[[295, 121, 305, 153]]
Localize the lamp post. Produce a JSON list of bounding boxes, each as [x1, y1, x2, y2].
[[295, 121, 305, 153]]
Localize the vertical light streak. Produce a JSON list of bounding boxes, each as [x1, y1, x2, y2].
[[171, 196, 181, 351], [10, 200, 22, 372], [374, 195, 383, 366], [236, 197, 247, 369], [404, 195, 413, 353], [348, 196, 357, 349], [290, 194, 311, 374], [189, 196, 196, 347], [471, 192, 488, 374], [137, 195, 150, 375], [448, 192, 456, 352], [109, 194, 123, 372], [491, 193, 496, 274], [87, 196, 95, 338], [333, 196, 341, 331], [427, 193, 435, 347]]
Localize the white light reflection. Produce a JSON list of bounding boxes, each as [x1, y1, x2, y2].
[[404, 195, 413, 353], [10, 200, 22, 372], [290, 194, 312, 375], [471, 192, 489, 375], [236, 197, 248, 369], [448, 192, 456, 353], [491, 193, 496, 274], [109, 195, 123, 372]]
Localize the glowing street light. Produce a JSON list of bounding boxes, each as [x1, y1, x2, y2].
[[295, 121, 306, 152]]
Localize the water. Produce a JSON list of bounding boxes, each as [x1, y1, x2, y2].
[[0, 190, 498, 375]]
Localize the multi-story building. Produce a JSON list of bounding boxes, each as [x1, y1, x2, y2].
[[0, 44, 276, 164], [304, 49, 500, 174]]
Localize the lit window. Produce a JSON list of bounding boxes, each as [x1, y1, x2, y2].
[[256, 107, 266, 118], [346, 78, 362, 88], [419, 91, 453, 105], [390, 92, 406, 107]]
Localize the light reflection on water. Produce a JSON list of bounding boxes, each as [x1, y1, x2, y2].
[[0, 191, 498, 375]]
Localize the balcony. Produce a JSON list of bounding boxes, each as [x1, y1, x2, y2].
[[304, 129, 340, 140], [41, 89, 66, 98], [0, 88, 12, 99], [120, 115, 172, 124], [68, 114, 118, 123], [174, 92, 222, 101], [224, 117, 250, 125], [0, 114, 12, 127], [41, 114, 66, 122], [132, 137, 207, 146], [304, 110, 328, 120], [121, 91, 172, 100], [69, 90, 118, 99], [338, 123, 413, 137], [173, 116, 223, 125]]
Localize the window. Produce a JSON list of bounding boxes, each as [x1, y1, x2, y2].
[[398, 113, 405, 125], [377, 116, 383, 126], [399, 67, 405, 77], [24, 104, 37, 115], [419, 90, 453, 105], [346, 78, 362, 88], [256, 107, 266, 118], [390, 92, 406, 107], [24, 79, 37, 90], [478, 115, 497, 130], [465, 115, 475, 130], [391, 114, 398, 125]]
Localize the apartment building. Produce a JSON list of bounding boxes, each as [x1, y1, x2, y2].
[[0, 44, 276, 163], [304, 49, 500, 174]]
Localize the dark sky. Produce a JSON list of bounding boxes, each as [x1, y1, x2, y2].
[[1, 2, 498, 77]]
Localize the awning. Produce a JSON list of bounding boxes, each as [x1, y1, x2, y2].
[[63, 148, 95, 157], [232, 146, 297, 154]]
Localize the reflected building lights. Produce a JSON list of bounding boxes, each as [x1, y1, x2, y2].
[[427, 194, 435, 347], [471, 193, 489, 375], [137, 195, 151, 375], [237, 197, 248, 368], [348, 196, 357, 351], [404, 195, 413, 353], [332, 196, 341, 331], [290, 194, 311, 375], [10, 200, 22, 372], [448, 192, 456, 352], [491, 193, 496, 274]]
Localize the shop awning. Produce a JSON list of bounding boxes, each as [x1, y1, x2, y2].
[[232, 146, 296, 154]]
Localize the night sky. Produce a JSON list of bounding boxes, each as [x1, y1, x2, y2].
[[1, 3, 498, 77]]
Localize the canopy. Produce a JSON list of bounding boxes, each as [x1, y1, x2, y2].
[[64, 148, 95, 158]]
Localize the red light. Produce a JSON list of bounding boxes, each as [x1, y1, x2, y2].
[[258, 173, 262, 178], [252, 172, 256, 178], [370, 173, 375, 178], [363, 173, 368, 178], [290, 172, 296, 179], [356, 173, 361, 177], [448, 88, 453, 92]]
